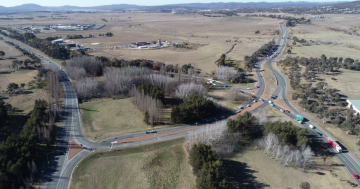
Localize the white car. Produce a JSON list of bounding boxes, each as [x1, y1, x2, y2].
[[253, 100, 257, 102], [236, 110, 241, 113], [247, 104, 251, 107], [280, 109, 284, 112], [239, 106, 243, 109], [271, 104, 274, 106], [247, 88, 251, 90]]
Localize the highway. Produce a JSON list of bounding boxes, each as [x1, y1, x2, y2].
[[1, 21, 360, 188]]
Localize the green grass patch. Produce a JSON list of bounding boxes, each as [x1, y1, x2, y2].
[[80, 98, 152, 141]]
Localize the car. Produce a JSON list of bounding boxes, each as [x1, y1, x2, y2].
[[247, 88, 251, 90], [285, 110, 290, 113], [251, 95, 256, 98], [280, 109, 284, 112], [317, 132, 322, 136], [259, 99, 264, 102], [247, 104, 251, 107], [257, 86, 260, 88], [253, 100, 257, 102], [271, 104, 274, 106], [273, 95, 278, 99], [115, 137, 117, 139], [195, 122, 198, 125], [150, 130, 157, 133], [239, 106, 243, 109], [353, 173, 359, 179], [268, 101, 273, 104]]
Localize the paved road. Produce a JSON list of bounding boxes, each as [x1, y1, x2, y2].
[[2, 22, 360, 188], [267, 23, 360, 187]]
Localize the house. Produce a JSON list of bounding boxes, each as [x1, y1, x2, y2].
[[346, 99, 360, 116]]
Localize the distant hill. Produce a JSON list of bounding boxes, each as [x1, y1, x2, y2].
[[333, 0, 360, 8], [0, 2, 351, 13]]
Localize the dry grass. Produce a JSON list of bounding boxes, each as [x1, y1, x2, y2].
[[0, 12, 282, 75], [0, 39, 28, 70], [207, 85, 250, 110], [80, 98, 173, 141], [261, 60, 277, 96], [230, 148, 356, 189], [71, 138, 196, 189], [289, 24, 360, 60]]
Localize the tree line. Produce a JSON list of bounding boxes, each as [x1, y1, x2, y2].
[[1, 28, 70, 60]]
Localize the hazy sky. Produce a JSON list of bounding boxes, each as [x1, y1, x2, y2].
[[1, 0, 346, 7]]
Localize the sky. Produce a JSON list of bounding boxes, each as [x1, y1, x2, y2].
[[0, 0, 348, 7]]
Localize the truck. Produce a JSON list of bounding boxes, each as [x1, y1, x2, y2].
[[296, 115, 304, 122], [326, 137, 342, 153]]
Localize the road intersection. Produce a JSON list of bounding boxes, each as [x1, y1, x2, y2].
[[1, 22, 360, 188]]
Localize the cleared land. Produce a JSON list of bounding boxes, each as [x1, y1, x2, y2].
[[261, 60, 277, 97], [70, 138, 196, 189], [231, 148, 355, 189]]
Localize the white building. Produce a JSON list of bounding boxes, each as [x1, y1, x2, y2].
[[346, 99, 360, 116]]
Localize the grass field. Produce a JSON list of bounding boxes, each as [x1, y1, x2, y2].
[[0, 38, 28, 70], [70, 138, 196, 189], [0, 12, 282, 75], [289, 24, 360, 60], [261, 60, 277, 97], [80, 98, 165, 141], [231, 148, 356, 189]]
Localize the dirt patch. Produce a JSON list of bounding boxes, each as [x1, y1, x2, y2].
[[274, 98, 291, 111], [261, 94, 271, 99], [68, 140, 84, 160], [247, 90, 256, 94]]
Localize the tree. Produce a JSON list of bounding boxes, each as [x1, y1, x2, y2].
[[7, 83, 18, 92], [0, 50, 5, 59], [20, 83, 25, 89], [215, 66, 238, 81], [143, 111, 149, 124], [300, 182, 310, 189], [287, 49, 292, 54], [171, 95, 216, 123], [175, 83, 207, 99], [292, 41, 296, 46]]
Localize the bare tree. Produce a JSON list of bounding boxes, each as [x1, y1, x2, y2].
[[75, 77, 99, 98], [175, 82, 207, 99], [66, 56, 102, 76], [102, 67, 134, 96], [67, 67, 86, 80], [214, 66, 238, 81], [227, 87, 239, 102]]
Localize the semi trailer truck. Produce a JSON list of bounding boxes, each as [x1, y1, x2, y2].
[[326, 137, 342, 153]]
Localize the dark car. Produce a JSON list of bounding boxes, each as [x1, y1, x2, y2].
[[251, 95, 256, 98], [317, 132, 322, 136], [273, 95, 278, 99]]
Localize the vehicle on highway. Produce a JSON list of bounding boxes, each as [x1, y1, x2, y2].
[[235, 110, 241, 113], [257, 86, 260, 88], [268, 101, 273, 104], [280, 109, 284, 112], [259, 99, 263, 102], [309, 124, 314, 129], [317, 132, 322, 136], [273, 95, 278, 99], [270, 104, 274, 106], [251, 95, 255, 98], [195, 122, 198, 125], [247, 104, 251, 107], [239, 106, 243, 109], [253, 100, 257, 102], [285, 110, 290, 113], [247, 88, 251, 90], [326, 137, 342, 153], [353, 173, 359, 179]]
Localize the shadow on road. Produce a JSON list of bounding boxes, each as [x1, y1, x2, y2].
[[223, 160, 270, 189]]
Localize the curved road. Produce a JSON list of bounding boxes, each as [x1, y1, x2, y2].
[[2, 22, 360, 188]]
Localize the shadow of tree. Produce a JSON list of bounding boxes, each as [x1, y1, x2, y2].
[[223, 160, 270, 189]]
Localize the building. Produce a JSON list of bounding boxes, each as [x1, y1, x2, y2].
[[51, 39, 63, 44], [346, 99, 360, 116]]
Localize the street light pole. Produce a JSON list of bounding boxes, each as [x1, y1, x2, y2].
[[46, 152, 53, 164]]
